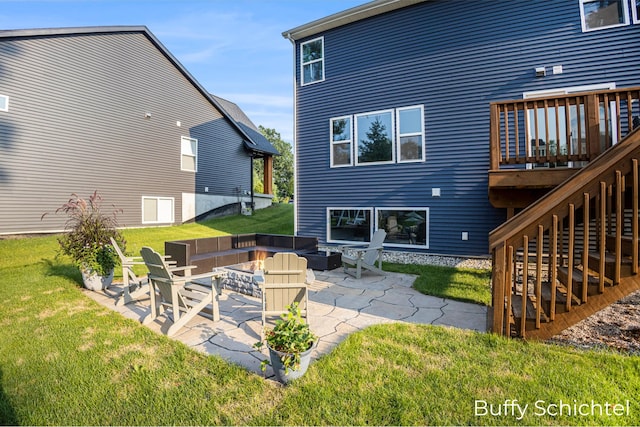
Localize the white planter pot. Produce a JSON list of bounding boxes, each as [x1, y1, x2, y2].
[[80, 268, 114, 291]]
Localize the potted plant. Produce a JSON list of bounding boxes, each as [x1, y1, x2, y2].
[[43, 191, 124, 291], [254, 303, 317, 384]]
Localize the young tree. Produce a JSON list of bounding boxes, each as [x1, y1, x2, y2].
[[255, 126, 294, 202], [359, 118, 392, 163]]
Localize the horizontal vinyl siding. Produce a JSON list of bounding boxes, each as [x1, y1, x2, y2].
[[0, 31, 251, 234], [294, 0, 640, 255]]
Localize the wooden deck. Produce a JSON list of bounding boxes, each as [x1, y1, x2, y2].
[[488, 86, 640, 339], [488, 87, 640, 211]]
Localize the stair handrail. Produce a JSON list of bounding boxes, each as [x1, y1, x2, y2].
[[489, 127, 640, 335]]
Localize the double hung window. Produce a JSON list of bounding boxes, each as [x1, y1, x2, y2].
[[301, 37, 324, 85], [396, 106, 425, 162], [330, 116, 352, 166], [579, 0, 630, 31], [181, 136, 198, 172]]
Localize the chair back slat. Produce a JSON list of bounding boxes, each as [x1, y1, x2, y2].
[[363, 229, 386, 265], [261, 252, 308, 327], [140, 246, 172, 280]]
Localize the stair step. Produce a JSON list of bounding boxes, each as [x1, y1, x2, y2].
[[606, 235, 638, 257], [540, 284, 580, 314], [587, 252, 633, 279], [557, 266, 601, 299], [511, 295, 549, 331]]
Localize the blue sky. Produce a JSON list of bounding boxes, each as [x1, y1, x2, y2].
[[0, 0, 366, 143]]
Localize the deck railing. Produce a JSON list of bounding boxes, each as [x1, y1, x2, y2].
[[489, 127, 640, 337], [490, 87, 640, 171]]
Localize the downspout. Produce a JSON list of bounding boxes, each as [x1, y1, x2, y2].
[[285, 32, 298, 235], [250, 153, 255, 211]]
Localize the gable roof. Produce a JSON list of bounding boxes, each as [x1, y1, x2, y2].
[[282, 0, 428, 41], [0, 26, 277, 155], [212, 95, 280, 156]]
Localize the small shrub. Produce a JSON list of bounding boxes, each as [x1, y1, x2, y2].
[[43, 191, 124, 275]]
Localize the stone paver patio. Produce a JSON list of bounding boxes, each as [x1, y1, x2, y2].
[[84, 269, 487, 379]]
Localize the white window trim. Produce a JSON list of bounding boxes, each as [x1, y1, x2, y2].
[[354, 109, 396, 166], [330, 115, 353, 167], [326, 207, 374, 244], [633, 0, 640, 23], [181, 136, 198, 172], [579, 0, 630, 32], [396, 105, 425, 163], [142, 196, 175, 224], [376, 207, 430, 249], [301, 36, 325, 86], [0, 95, 8, 112]]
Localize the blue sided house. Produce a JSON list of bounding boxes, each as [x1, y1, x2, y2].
[[282, 0, 640, 258]]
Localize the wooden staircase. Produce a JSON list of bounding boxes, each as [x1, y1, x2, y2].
[[489, 127, 640, 339]]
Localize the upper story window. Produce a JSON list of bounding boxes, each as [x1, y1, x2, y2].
[[355, 110, 394, 165], [330, 116, 352, 167], [181, 136, 197, 172], [0, 95, 8, 112], [580, 0, 630, 31], [633, 0, 640, 23], [331, 105, 425, 168], [301, 37, 324, 86], [397, 105, 425, 163]]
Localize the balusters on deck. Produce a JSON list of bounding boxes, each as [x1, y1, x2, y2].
[[490, 87, 640, 171]]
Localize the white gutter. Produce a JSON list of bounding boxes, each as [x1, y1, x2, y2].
[[282, 0, 428, 41], [284, 32, 299, 236]]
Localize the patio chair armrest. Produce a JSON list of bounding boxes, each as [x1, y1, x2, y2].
[[187, 270, 226, 282], [168, 264, 198, 273]]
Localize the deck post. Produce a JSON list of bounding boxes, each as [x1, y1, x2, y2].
[[489, 103, 501, 171], [490, 243, 506, 334], [586, 94, 601, 159]]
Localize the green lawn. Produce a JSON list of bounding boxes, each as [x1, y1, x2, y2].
[[384, 262, 492, 306], [1, 203, 638, 425]]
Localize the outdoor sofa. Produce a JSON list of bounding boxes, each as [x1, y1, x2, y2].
[[165, 233, 340, 274]]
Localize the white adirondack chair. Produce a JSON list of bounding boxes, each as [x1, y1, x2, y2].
[[140, 246, 222, 337], [258, 252, 309, 338], [109, 237, 150, 306], [339, 229, 386, 279]]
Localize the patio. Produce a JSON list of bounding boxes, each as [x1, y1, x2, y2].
[[85, 269, 487, 379]]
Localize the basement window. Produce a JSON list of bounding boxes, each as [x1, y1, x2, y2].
[[327, 208, 373, 244], [376, 208, 429, 249], [142, 197, 175, 224]]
